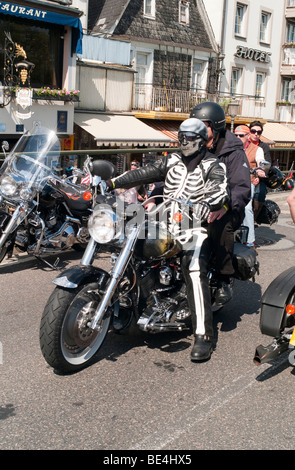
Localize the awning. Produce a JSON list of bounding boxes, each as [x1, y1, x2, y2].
[[139, 119, 180, 146], [262, 123, 295, 149], [0, 2, 83, 54], [74, 113, 172, 147]]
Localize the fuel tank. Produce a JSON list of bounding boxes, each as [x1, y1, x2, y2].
[[54, 182, 92, 211]]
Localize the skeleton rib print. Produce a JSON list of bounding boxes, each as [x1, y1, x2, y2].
[[163, 156, 226, 207]]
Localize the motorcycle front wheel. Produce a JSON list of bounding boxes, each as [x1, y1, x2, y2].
[[39, 283, 111, 373]]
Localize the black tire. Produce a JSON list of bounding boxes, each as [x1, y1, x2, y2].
[[0, 246, 8, 264], [39, 283, 111, 373]]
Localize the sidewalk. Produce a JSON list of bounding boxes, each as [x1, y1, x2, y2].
[[255, 189, 295, 251], [267, 189, 292, 217]]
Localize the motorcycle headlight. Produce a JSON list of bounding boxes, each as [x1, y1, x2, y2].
[[88, 208, 116, 244], [0, 175, 18, 196], [19, 187, 33, 201]]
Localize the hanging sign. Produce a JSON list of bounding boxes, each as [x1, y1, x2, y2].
[[15, 87, 33, 119], [16, 87, 32, 109]]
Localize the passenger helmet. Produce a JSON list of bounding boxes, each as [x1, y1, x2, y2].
[[178, 118, 208, 157], [190, 102, 226, 133]]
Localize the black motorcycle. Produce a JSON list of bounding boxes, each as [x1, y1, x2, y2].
[[0, 125, 115, 266], [39, 191, 259, 373], [254, 267, 295, 367], [251, 163, 283, 226]]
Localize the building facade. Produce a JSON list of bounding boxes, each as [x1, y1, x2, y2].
[[0, 0, 83, 148], [85, 0, 219, 134], [203, 0, 285, 121], [203, 0, 295, 170]]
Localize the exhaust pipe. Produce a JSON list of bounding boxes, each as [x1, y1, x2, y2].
[[253, 339, 289, 365]]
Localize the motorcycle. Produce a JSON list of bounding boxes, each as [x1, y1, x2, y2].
[[253, 267, 295, 367], [0, 125, 116, 266], [252, 163, 283, 226], [39, 189, 259, 373], [281, 162, 294, 191]]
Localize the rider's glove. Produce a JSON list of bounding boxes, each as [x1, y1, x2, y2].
[[105, 179, 115, 191], [194, 201, 210, 222]]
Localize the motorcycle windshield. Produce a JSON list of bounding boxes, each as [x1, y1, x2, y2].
[[1, 126, 60, 194]]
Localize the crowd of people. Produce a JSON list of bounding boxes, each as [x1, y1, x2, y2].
[[106, 102, 285, 363]]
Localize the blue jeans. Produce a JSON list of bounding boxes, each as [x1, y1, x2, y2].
[[254, 182, 267, 202], [243, 184, 255, 245]]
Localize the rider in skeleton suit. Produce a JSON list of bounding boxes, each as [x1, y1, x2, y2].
[[106, 118, 229, 361]]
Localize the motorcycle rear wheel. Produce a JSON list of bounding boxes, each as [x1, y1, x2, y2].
[[39, 283, 111, 373]]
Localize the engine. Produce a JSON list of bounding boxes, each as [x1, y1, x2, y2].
[[136, 260, 190, 332]]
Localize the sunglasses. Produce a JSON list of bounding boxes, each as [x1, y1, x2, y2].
[[236, 133, 248, 137], [131, 163, 138, 167], [250, 129, 262, 135], [178, 132, 198, 142]]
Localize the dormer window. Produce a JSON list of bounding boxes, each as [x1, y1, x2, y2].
[[144, 0, 156, 18], [179, 1, 190, 26]]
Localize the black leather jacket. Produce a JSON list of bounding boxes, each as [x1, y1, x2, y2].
[[110, 150, 229, 212]]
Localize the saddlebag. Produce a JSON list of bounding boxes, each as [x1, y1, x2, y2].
[[256, 200, 280, 225], [233, 243, 259, 281]]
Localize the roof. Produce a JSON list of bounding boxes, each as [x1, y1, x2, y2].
[[263, 123, 295, 147], [89, 0, 131, 35]]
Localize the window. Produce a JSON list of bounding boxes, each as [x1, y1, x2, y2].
[[192, 61, 205, 92], [289, 0, 295, 7], [179, 1, 190, 25], [144, 0, 156, 18], [235, 3, 247, 36], [255, 72, 265, 98], [0, 16, 63, 88], [287, 22, 295, 42], [260, 12, 271, 43], [281, 78, 291, 101], [230, 68, 242, 96], [136, 53, 149, 84]]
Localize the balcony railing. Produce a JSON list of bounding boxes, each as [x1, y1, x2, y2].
[[276, 102, 295, 122], [132, 84, 265, 118], [282, 45, 295, 66]]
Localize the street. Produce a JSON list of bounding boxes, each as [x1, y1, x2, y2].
[[0, 191, 295, 451]]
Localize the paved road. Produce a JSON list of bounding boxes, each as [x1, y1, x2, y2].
[[0, 191, 295, 451]]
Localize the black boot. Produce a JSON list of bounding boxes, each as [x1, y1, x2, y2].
[[214, 280, 233, 306], [190, 334, 213, 362]]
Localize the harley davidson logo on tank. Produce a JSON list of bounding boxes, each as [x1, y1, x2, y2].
[[235, 45, 272, 63]]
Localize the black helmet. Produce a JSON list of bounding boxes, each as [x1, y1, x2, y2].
[[283, 178, 294, 191], [190, 102, 226, 133], [265, 166, 284, 189]]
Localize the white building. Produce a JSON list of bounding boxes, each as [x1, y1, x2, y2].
[[203, 0, 285, 121]]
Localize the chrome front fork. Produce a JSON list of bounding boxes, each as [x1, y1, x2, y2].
[[0, 205, 26, 248], [90, 225, 140, 331]]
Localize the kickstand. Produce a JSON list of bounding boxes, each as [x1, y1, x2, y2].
[[34, 255, 60, 270]]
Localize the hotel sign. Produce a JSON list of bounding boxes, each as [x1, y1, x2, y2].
[[235, 45, 271, 63]]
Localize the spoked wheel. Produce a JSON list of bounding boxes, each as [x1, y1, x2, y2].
[[40, 283, 111, 373]]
